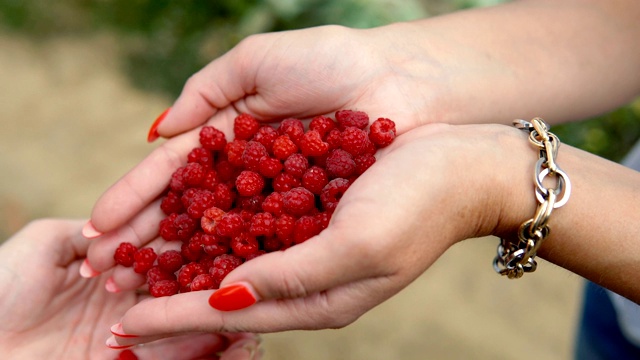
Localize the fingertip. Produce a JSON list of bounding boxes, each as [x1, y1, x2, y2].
[[82, 220, 103, 239], [148, 107, 171, 143], [79, 258, 101, 278], [208, 283, 258, 311]]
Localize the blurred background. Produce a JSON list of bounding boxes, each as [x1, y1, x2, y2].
[[1, 0, 638, 359]]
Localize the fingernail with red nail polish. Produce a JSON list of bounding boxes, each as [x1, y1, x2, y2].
[[79, 259, 100, 278], [147, 107, 171, 143], [82, 221, 102, 239], [105, 277, 120, 293], [106, 335, 133, 349], [208, 283, 257, 311], [110, 323, 139, 338]]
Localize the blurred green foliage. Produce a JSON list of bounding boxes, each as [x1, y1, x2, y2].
[[0, 0, 638, 161]]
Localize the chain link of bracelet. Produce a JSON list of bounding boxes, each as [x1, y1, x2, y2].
[[493, 118, 572, 279]]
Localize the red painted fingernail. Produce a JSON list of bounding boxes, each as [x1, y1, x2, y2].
[[110, 323, 139, 338], [147, 107, 171, 143], [82, 221, 102, 239], [106, 335, 134, 349], [79, 258, 100, 278], [208, 284, 257, 311], [105, 277, 120, 293]]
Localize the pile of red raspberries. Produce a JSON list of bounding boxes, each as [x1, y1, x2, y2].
[[113, 110, 396, 297]]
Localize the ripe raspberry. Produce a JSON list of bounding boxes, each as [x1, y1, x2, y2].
[[231, 233, 260, 258], [182, 162, 206, 187], [215, 159, 238, 183], [302, 166, 330, 195], [212, 183, 235, 211], [309, 115, 337, 137], [273, 172, 302, 192], [147, 265, 177, 287], [263, 236, 283, 252], [335, 109, 369, 129], [187, 147, 213, 168], [235, 170, 265, 197], [354, 153, 376, 175], [293, 215, 321, 244], [157, 250, 184, 273], [272, 135, 298, 160], [117, 349, 139, 360], [216, 213, 245, 238], [209, 254, 243, 288], [178, 262, 207, 288], [201, 169, 219, 191], [150, 279, 180, 297], [181, 241, 202, 263], [284, 153, 309, 178], [299, 130, 330, 157], [324, 128, 342, 150], [236, 194, 265, 213], [234, 113, 261, 140], [200, 126, 227, 151], [368, 117, 396, 147], [114, 242, 137, 267], [277, 118, 305, 144], [202, 233, 230, 256], [160, 191, 184, 215], [201, 206, 226, 234], [169, 167, 186, 192], [133, 247, 157, 274], [242, 141, 268, 172], [315, 211, 332, 230], [262, 192, 284, 216], [275, 214, 296, 244], [325, 149, 356, 179], [180, 187, 200, 208], [283, 187, 316, 216], [320, 178, 351, 212], [225, 139, 248, 167], [340, 127, 369, 156], [258, 156, 283, 178], [252, 125, 278, 152], [249, 212, 276, 237], [190, 274, 215, 291], [186, 190, 216, 219], [159, 213, 197, 241]]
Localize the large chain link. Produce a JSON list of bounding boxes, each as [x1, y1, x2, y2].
[[493, 118, 572, 279]]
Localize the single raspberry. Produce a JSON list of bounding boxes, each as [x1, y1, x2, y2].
[[231, 233, 260, 258], [117, 349, 139, 360], [258, 156, 283, 178], [315, 211, 332, 230], [182, 162, 206, 187], [159, 213, 197, 241], [225, 139, 248, 167], [293, 215, 321, 244], [368, 117, 396, 147], [320, 178, 351, 213], [299, 130, 330, 157], [340, 126, 369, 156], [362, 137, 377, 155], [302, 166, 329, 194], [252, 125, 278, 152], [309, 115, 337, 137], [181, 241, 202, 263], [249, 212, 276, 237], [201, 206, 226, 234], [169, 166, 186, 192], [146, 265, 177, 287], [242, 141, 268, 172], [215, 159, 238, 183], [283, 187, 316, 216], [236, 194, 265, 213], [235, 170, 265, 197], [187, 232, 205, 258], [275, 214, 296, 245], [262, 236, 283, 252], [273, 172, 302, 192], [187, 147, 213, 168], [262, 192, 284, 216], [157, 250, 184, 273], [180, 187, 200, 208], [234, 113, 261, 140], [324, 128, 342, 150], [216, 213, 245, 238], [212, 182, 235, 211], [335, 109, 369, 129], [354, 154, 376, 175], [133, 247, 157, 274], [325, 149, 356, 179], [202, 233, 230, 256], [272, 135, 298, 160], [200, 126, 227, 151], [178, 262, 207, 288], [284, 153, 309, 178], [277, 118, 305, 144], [160, 190, 184, 215], [186, 189, 216, 219], [201, 169, 219, 191], [190, 274, 215, 291], [150, 279, 180, 297], [209, 254, 243, 288], [114, 242, 137, 267]]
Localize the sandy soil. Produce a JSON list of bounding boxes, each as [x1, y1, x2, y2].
[[0, 32, 583, 359]]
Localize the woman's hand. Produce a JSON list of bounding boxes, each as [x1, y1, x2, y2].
[[0, 219, 261, 360]]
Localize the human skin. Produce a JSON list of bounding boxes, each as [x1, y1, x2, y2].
[[81, 0, 640, 346]]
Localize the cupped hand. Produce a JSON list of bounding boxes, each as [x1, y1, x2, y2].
[[0, 219, 261, 360], [101, 123, 536, 346]]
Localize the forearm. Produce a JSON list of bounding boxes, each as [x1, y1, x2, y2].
[[377, 0, 640, 126]]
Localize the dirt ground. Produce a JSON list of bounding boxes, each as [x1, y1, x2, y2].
[[0, 32, 583, 359]]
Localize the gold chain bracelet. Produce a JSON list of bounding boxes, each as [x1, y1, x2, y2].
[[493, 118, 572, 279]]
